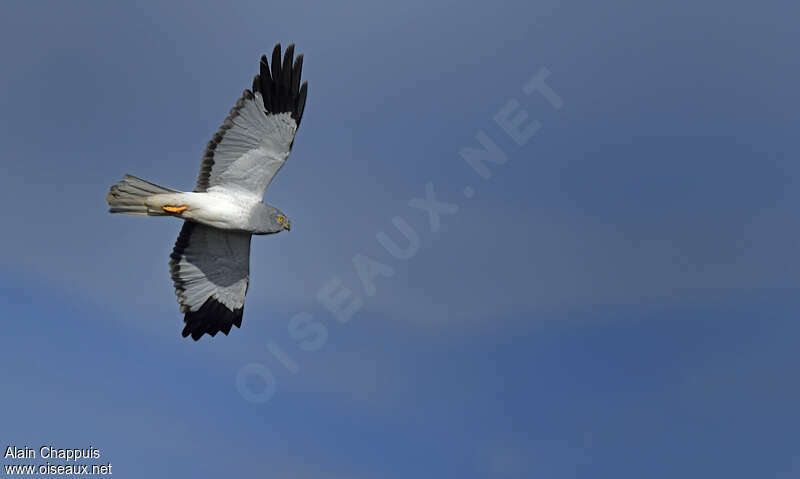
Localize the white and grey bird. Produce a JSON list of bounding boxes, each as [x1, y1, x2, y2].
[[106, 43, 308, 340]]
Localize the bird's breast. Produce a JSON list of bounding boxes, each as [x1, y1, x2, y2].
[[180, 191, 259, 232]]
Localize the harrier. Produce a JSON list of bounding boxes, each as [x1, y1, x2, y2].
[[107, 44, 308, 340]]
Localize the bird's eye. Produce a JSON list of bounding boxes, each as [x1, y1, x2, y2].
[[277, 216, 285, 223]]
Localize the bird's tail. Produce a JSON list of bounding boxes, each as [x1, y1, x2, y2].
[[107, 174, 179, 216]]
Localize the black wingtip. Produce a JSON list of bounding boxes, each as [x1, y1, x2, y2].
[[291, 54, 303, 99], [251, 43, 307, 126], [181, 297, 244, 341], [271, 44, 281, 82]]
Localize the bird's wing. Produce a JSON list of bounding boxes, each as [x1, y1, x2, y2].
[[194, 43, 308, 199], [169, 221, 252, 340]]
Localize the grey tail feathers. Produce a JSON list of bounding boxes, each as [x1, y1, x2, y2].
[[107, 174, 178, 216]]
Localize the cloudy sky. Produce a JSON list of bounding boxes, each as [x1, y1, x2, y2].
[[2, 0, 799, 477]]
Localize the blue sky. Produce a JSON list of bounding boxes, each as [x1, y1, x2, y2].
[[1, 0, 799, 477]]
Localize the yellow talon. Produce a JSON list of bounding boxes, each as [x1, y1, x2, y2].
[[162, 205, 188, 214]]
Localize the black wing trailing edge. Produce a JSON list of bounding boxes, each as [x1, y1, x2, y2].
[[252, 43, 308, 126], [194, 95, 251, 193]]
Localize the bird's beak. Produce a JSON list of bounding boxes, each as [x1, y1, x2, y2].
[[284, 220, 291, 231]]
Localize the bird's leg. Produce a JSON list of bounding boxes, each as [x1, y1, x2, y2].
[[162, 205, 189, 214]]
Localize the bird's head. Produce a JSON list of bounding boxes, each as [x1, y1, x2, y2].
[[273, 211, 291, 232], [251, 204, 291, 234]]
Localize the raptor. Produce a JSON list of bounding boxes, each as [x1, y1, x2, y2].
[[106, 43, 308, 340]]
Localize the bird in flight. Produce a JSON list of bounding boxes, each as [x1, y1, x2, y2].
[[106, 43, 308, 340]]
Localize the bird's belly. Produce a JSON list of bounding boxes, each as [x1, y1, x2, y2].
[[180, 192, 256, 231]]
